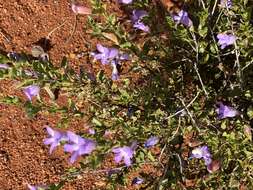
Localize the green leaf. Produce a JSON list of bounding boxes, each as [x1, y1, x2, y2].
[[198, 26, 208, 38], [48, 181, 65, 190], [247, 106, 253, 119], [92, 118, 103, 127], [24, 101, 41, 118], [60, 56, 68, 69], [0, 96, 21, 105], [147, 151, 156, 162]]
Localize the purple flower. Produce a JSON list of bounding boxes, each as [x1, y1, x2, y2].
[[92, 44, 129, 80], [131, 10, 150, 32], [144, 136, 159, 148], [0, 64, 10, 69], [119, 0, 133, 4], [88, 128, 95, 135], [191, 146, 212, 166], [44, 126, 66, 154], [172, 10, 193, 27], [71, 3, 92, 15], [216, 102, 238, 119], [91, 44, 119, 65], [103, 130, 112, 139], [28, 184, 47, 190], [217, 33, 236, 49], [28, 185, 36, 190], [64, 131, 96, 163], [133, 21, 150, 32], [112, 142, 137, 166], [220, 0, 232, 8], [8, 52, 21, 61], [132, 177, 144, 185], [23, 85, 40, 101], [119, 53, 130, 61]]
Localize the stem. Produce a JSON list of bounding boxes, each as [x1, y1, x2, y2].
[[242, 60, 253, 71], [0, 29, 11, 43], [167, 91, 200, 119], [46, 20, 67, 39], [66, 15, 78, 43], [190, 31, 209, 97], [179, 97, 199, 131], [226, 9, 243, 88], [211, 0, 218, 16]]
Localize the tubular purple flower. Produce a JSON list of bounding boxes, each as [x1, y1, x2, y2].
[[119, 0, 133, 4], [217, 33, 236, 49], [133, 21, 150, 32], [28, 185, 36, 190], [64, 131, 96, 163], [0, 64, 10, 69], [71, 3, 92, 15], [23, 85, 40, 101], [144, 136, 159, 148], [132, 177, 144, 185], [191, 146, 212, 166], [172, 10, 193, 27], [216, 102, 238, 119], [220, 0, 232, 8], [112, 146, 133, 166], [112, 141, 137, 166], [7, 52, 21, 61], [119, 53, 130, 61], [88, 128, 95, 135], [132, 10, 148, 23], [92, 44, 130, 80], [91, 44, 119, 65], [131, 10, 150, 32], [28, 184, 47, 190], [43, 126, 66, 154]]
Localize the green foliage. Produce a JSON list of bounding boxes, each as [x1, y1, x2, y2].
[[0, 0, 252, 189]]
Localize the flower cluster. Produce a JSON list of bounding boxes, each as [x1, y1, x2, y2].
[[64, 131, 96, 163], [91, 44, 129, 80], [44, 126, 159, 166], [44, 127, 96, 163], [43, 126, 67, 154]]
